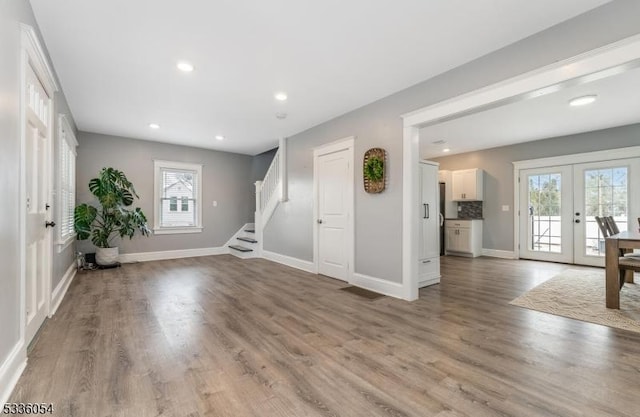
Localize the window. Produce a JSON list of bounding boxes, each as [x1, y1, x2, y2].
[[57, 115, 77, 251], [154, 160, 203, 234]]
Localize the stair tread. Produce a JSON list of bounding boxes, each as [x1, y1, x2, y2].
[[237, 237, 258, 243], [229, 245, 253, 252], [244, 229, 255, 233]]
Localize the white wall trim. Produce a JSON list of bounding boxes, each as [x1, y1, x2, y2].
[[351, 272, 404, 299], [20, 24, 59, 96], [262, 250, 315, 273], [512, 146, 640, 170], [312, 136, 355, 279], [119, 247, 228, 263], [49, 263, 77, 317], [481, 249, 517, 259], [0, 341, 27, 407], [402, 33, 640, 128]]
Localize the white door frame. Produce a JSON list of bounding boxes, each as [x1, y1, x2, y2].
[[312, 137, 355, 281], [402, 33, 640, 301], [19, 25, 58, 345], [513, 146, 640, 260]]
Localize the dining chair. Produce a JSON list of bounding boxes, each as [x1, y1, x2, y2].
[[596, 216, 638, 286]]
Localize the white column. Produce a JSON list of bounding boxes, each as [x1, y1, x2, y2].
[[402, 126, 420, 301]]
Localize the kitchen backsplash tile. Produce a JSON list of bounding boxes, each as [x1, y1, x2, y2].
[[458, 201, 483, 219]]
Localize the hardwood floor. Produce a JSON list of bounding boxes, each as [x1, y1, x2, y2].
[[10, 255, 640, 417]]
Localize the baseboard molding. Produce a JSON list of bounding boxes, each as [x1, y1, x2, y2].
[[262, 250, 314, 273], [0, 340, 27, 406], [50, 262, 76, 317], [350, 272, 404, 299], [119, 247, 228, 263], [481, 248, 517, 259]]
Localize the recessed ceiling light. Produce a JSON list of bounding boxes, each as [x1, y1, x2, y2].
[[215, 135, 225, 141], [149, 123, 160, 129], [569, 95, 597, 107], [275, 92, 288, 101], [176, 61, 195, 72], [443, 148, 451, 153]]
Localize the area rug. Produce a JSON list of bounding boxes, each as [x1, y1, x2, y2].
[[510, 269, 640, 333]]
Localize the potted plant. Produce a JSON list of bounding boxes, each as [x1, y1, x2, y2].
[[74, 167, 151, 265]]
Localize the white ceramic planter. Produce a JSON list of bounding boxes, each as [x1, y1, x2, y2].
[[96, 247, 119, 266]]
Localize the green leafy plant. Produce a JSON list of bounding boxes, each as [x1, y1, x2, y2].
[[364, 155, 384, 182], [74, 167, 151, 248]]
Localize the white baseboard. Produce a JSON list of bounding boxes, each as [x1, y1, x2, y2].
[[350, 272, 404, 299], [262, 250, 314, 273], [49, 262, 76, 317], [119, 247, 228, 263], [418, 277, 441, 288], [481, 249, 517, 259], [0, 340, 27, 406]]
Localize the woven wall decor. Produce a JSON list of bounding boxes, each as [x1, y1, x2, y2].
[[363, 148, 386, 193]]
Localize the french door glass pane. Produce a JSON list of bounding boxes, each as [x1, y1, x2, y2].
[[584, 167, 628, 257], [528, 173, 562, 253]]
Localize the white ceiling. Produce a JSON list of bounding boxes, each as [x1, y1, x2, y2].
[[420, 65, 640, 158], [30, 0, 609, 155]]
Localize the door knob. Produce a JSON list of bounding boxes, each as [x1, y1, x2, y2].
[[575, 219, 581, 224], [317, 219, 323, 224], [45, 221, 56, 228]]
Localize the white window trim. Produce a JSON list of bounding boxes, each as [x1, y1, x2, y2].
[[56, 114, 78, 252], [153, 160, 203, 235]]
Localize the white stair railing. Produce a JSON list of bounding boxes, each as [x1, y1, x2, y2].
[[254, 140, 286, 254], [258, 150, 280, 212]]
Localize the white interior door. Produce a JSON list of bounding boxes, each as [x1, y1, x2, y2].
[[574, 158, 640, 266], [316, 148, 352, 281], [24, 64, 52, 344], [519, 166, 573, 263]]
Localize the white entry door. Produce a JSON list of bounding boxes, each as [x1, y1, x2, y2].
[[24, 64, 52, 344], [315, 143, 353, 281], [519, 158, 640, 266]]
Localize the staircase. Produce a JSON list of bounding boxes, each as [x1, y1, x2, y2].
[[228, 139, 287, 258], [228, 225, 259, 258]]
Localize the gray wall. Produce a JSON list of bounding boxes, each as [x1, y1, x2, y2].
[[433, 123, 640, 251], [263, 0, 640, 283], [0, 0, 78, 382], [76, 133, 254, 254]]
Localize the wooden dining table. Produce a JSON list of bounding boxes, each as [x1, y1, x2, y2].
[[605, 230, 640, 309]]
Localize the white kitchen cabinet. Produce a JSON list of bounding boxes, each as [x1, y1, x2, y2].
[[419, 161, 441, 287], [445, 219, 482, 257], [451, 168, 483, 201]]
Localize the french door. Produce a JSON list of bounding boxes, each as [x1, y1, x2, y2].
[[519, 158, 640, 266]]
